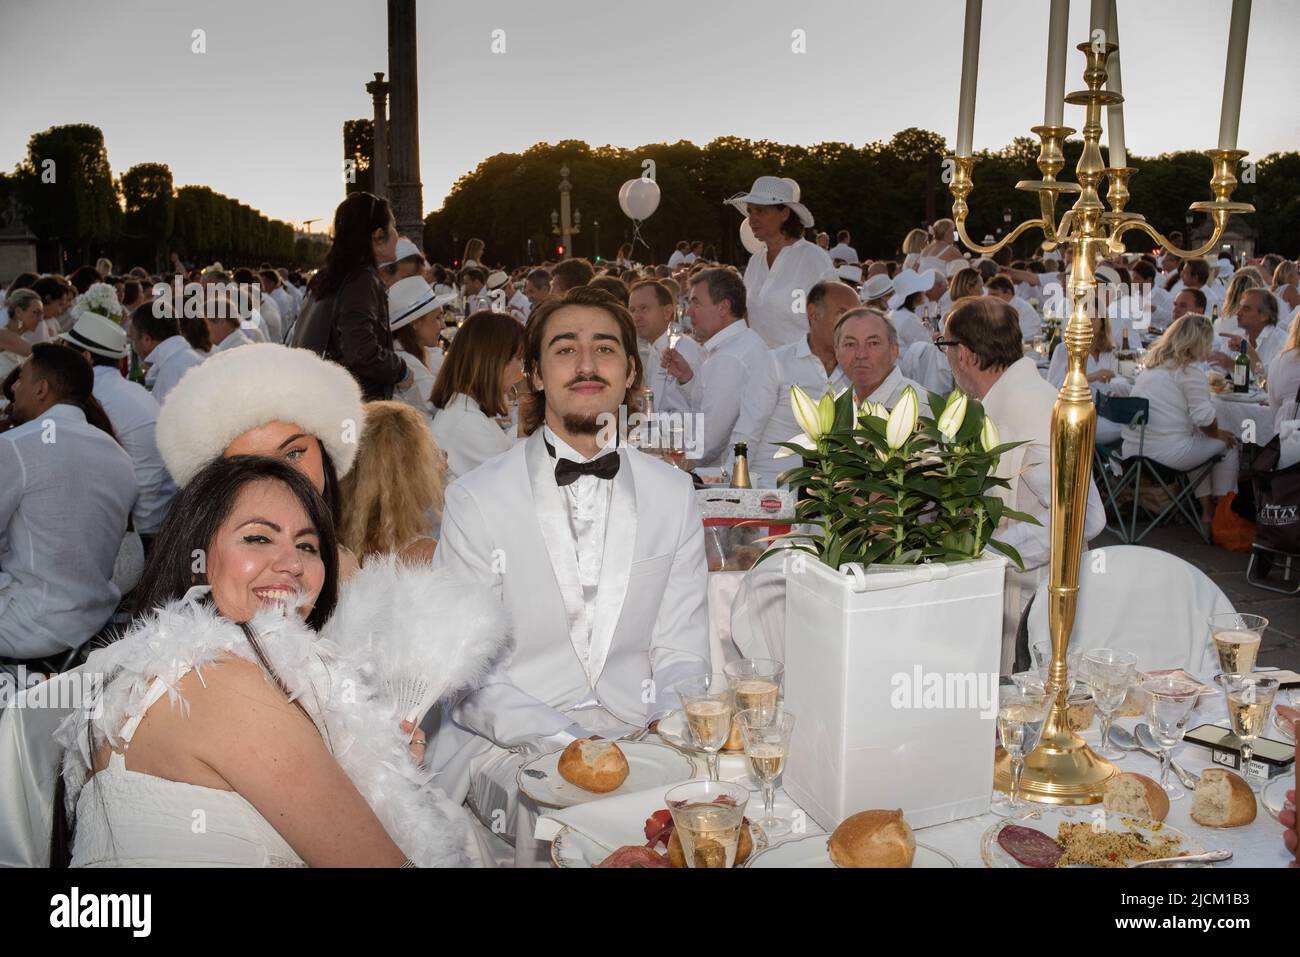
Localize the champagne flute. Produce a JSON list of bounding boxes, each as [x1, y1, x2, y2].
[[723, 658, 783, 725], [993, 683, 1049, 819], [1141, 677, 1200, 799], [675, 673, 733, 782], [1209, 613, 1267, 675], [664, 780, 748, 868], [1215, 674, 1280, 791], [736, 706, 796, 837], [663, 423, 686, 470], [1081, 649, 1139, 760]]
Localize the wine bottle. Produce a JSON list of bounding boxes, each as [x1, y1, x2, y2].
[[730, 442, 752, 489], [1232, 339, 1250, 394]]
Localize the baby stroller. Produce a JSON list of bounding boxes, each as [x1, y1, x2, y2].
[[1242, 386, 1300, 595]]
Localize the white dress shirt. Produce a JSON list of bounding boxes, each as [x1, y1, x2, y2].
[[765, 336, 849, 462], [91, 366, 177, 535], [1122, 364, 1217, 461], [0, 404, 137, 659], [828, 242, 859, 263], [143, 335, 204, 407], [508, 291, 530, 323], [638, 330, 705, 416], [1250, 323, 1287, 370], [212, 328, 255, 353], [889, 306, 932, 350], [853, 365, 929, 415], [742, 239, 837, 347], [430, 392, 514, 483], [1010, 295, 1042, 341], [685, 321, 780, 478], [667, 250, 689, 268], [394, 345, 435, 421], [1047, 347, 1118, 390]]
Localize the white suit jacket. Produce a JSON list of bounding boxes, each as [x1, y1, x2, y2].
[[426, 429, 710, 802]]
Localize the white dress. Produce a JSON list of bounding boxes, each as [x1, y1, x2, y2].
[[70, 671, 305, 867]]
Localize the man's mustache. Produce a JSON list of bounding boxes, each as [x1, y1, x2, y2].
[[564, 374, 610, 388]]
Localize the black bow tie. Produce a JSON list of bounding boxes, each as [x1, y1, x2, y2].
[[553, 452, 620, 487]]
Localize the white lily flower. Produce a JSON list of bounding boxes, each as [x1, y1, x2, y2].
[[816, 391, 836, 436], [885, 386, 918, 450], [937, 390, 969, 442], [790, 385, 824, 441], [980, 415, 1000, 454]]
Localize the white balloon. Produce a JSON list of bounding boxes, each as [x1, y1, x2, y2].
[[619, 178, 660, 220], [740, 217, 762, 254]]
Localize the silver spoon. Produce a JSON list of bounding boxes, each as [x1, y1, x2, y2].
[[1108, 725, 1200, 789], [1134, 723, 1201, 789], [1129, 848, 1232, 868]]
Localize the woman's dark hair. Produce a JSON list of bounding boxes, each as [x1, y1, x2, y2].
[[27, 342, 117, 441], [395, 322, 429, 371], [776, 206, 804, 239], [129, 300, 179, 342], [51, 456, 340, 866], [429, 309, 525, 417], [7, 271, 38, 293], [310, 192, 392, 299], [32, 274, 73, 305], [68, 266, 101, 295]]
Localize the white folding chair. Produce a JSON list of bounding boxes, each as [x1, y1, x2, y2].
[[1025, 545, 1235, 676], [0, 668, 89, 867]]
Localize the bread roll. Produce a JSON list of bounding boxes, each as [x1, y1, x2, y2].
[[828, 809, 915, 868], [556, 736, 630, 793], [1103, 772, 1170, 822], [1190, 768, 1257, 827], [666, 820, 754, 868]]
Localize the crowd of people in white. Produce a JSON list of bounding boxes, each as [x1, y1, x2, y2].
[[0, 179, 1297, 867]]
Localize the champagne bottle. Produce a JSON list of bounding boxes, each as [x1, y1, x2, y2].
[[1232, 339, 1250, 393], [730, 442, 752, 489]]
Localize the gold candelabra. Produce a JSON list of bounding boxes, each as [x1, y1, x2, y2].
[[951, 40, 1254, 804]]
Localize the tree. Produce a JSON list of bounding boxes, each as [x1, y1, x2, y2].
[[17, 124, 119, 269], [119, 162, 174, 271], [343, 119, 374, 195]]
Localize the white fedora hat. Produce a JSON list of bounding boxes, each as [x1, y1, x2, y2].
[[836, 264, 863, 284], [485, 270, 509, 291], [860, 273, 895, 301], [380, 236, 423, 269], [60, 313, 127, 360], [388, 276, 456, 331], [888, 269, 938, 310], [725, 175, 814, 228]]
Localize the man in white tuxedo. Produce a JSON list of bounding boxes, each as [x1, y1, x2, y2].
[[428, 285, 710, 866]]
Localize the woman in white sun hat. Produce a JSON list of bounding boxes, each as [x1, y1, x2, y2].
[[726, 176, 836, 347], [387, 276, 456, 422]]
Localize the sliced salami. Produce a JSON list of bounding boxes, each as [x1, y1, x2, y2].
[[996, 823, 1064, 868]]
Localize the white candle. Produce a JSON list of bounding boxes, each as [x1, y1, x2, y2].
[[1044, 0, 1070, 127], [1089, 0, 1108, 40], [1218, 0, 1252, 151], [955, 0, 983, 157], [1106, 0, 1127, 167]]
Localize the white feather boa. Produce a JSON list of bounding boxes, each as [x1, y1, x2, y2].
[[56, 562, 509, 868]]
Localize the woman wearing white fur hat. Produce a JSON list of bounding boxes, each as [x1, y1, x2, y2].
[[53, 455, 503, 866], [725, 176, 836, 348], [155, 342, 367, 581]]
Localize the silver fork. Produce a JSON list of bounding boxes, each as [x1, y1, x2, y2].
[[1129, 848, 1232, 868]]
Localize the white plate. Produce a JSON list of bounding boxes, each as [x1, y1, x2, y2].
[[551, 821, 768, 868], [655, 708, 747, 757], [1273, 710, 1296, 745], [980, 809, 1207, 868], [517, 740, 697, 810], [744, 832, 956, 868], [1262, 775, 1294, 823]]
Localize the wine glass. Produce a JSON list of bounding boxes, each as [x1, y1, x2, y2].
[[675, 673, 733, 782], [1141, 677, 1201, 799], [1208, 613, 1267, 675], [735, 706, 796, 837], [1081, 649, 1139, 760], [1029, 640, 1082, 697], [664, 780, 748, 868], [662, 422, 686, 470], [723, 658, 783, 726], [992, 683, 1049, 819], [1215, 674, 1280, 792]]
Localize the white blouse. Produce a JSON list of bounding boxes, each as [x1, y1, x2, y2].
[[430, 392, 514, 483], [1047, 347, 1118, 390], [394, 345, 436, 420], [1122, 363, 1216, 458], [742, 238, 836, 348], [1267, 348, 1300, 425]]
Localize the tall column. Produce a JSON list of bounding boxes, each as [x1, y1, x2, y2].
[[365, 72, 390, 199], [387, 0, 424, 242]]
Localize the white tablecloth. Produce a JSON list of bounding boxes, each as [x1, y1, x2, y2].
[[537, 693, 1295, 868], [1213, 394, 1278, 447]]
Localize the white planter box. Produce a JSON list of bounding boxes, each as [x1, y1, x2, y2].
[[782, 553, 1007, 832]]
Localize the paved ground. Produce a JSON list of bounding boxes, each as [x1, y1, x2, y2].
[[1092, 523, 1300, 673]]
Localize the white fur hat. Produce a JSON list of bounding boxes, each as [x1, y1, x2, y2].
[[156, 343, 364, 487]]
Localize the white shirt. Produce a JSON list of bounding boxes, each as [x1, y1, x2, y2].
[[667, 250, 689, 268], [143, 335, 204, 407], [91, 366, 177, 535], [212, 328, 254, 353], [1009, 295, 1042, 341], [742, 238, 837, 347], [1122, 363, 1217, 459], [1249, 323, 1287, 370], [766, 335, 848, 454], [828, 242, 859, 263], [0, 404, 137, 659], [270, 286, 295, 331], [853, 365, 929, 415], [508, 291, 530, 323], [638, 329, 705, 416], [462, 289, 493, 316], [425, 345, 445, 380], [1267, 348, 1300, 426], [394, 345, 435, 420], [889, 306, 932, 350], [1047, 347, 1118, 390], [254, 297, 281, 341], [430, 392, 514, 483], [685, 320, 780, 481]]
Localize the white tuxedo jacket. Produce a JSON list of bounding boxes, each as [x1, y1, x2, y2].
[[427, 429, 710, 802]]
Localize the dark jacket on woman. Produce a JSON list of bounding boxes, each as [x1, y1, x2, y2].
[[294, 266, 404, 400]]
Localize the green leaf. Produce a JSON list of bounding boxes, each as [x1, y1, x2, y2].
[[986, 537, 1028, 571]]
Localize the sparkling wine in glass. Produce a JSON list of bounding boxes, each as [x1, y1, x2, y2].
[[1216, 673, 1280, 791], [1081, 649, 1139, 761], [663, 424, 685, 470], [993, 684, 1049, 819], [664, 781, 748, 868], [676, 673, 734, 781], [736, 706, 796, 836], [724, 658, 784, 725], [1209, 614, 1267, 675], [1141, 677, 1200, 800]]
